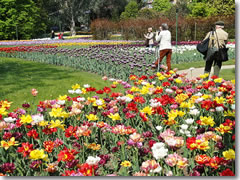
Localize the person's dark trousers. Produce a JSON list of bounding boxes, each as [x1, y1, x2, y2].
[[154, 49, 172, 71], [204, 54, 222, 80]]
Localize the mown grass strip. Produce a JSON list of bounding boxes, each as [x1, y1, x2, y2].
[[0, 57, 122, 111]]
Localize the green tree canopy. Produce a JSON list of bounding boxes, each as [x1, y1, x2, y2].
[[207, 0, 235, 16], [188, 0, 235, 17], [152, 0, 172, 13], [0, 0, 46, 40], [188, 2, 215, 17], [120, 1, 139, 20], [137, 8, 159, 19]]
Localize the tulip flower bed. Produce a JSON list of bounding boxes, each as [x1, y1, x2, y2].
[[0, 43, 235, 81], [0, 39, 136, 47], [0, 69, 235, 176], [0, 45, 58, 53]]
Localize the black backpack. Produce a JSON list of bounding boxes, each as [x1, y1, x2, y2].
[[196, 32, 212, 56]]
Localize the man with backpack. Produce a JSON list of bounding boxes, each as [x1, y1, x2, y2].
[[203, 21, 228, 79]]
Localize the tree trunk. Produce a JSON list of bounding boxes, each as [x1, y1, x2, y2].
[[70, 15, 76, 36]]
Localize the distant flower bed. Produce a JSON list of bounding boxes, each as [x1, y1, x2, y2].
[[64, 35, 92, 39], [171, 41, 201, 45], [0, 70, 235, 176], [0, 45, 57, 53], [0, 39, 136, 47]]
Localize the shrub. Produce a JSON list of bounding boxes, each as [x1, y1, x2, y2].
[[90, 15, 235, 41], [91, 19, 117, 40]]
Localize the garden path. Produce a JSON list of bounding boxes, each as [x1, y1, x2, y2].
[[177, 65, 235, 79]]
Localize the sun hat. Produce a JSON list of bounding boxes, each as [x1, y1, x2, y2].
[[215, 21, 224, 26]]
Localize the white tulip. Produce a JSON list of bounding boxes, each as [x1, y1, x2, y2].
[[194, 92, 202, 97], [75, 89, 82, 94], [185, 118, 194, 124], [179, 129, 185, 134], [189, 109, 200, 116], [180, 124, 188, 130], [83, 84, 90, 88], [216, 106, 224, 112], [151, 166, 162, 173], [77, 97, 85, 102], [96, 100, 103, 106], [195, 98, 204, 103], [156, 126, 163, 131], [68, 90, 75, 94], [57, 100, 65, 105], [215, 92, 223, 97], [4, 117, 17, 123], [86, 156, 101, 165], [32, 114, 44, 123]]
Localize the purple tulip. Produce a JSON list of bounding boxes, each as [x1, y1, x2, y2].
[[66, 160, 79, 169], [72, 142, 82, 150], [196, 128, 205, 134], [12, 132, 23, 140], [136, 142, 143, 148], [215, 141, 225, 149], [1, 163, 16, 173], [112, 147, 119, 153], [142, 131, 153, 138], [193, 165, 204, 174], [127, 139, 135, 146], [30, 160, 42, 170], [190, 170, 201, 176]]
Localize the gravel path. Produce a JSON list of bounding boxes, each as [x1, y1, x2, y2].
[[176, 65, 235, 79]]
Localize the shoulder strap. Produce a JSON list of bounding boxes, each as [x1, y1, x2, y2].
[[211, 31, 215, 48], [215, 30, 220, 49]]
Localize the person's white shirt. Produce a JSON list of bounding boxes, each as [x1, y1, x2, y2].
[[155, 30, 172, 50]]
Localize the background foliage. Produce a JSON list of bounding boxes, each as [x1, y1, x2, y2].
[[0, 0, 235, 40]]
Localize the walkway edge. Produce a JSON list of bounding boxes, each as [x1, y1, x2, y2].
[[176, 65, 235, 79]]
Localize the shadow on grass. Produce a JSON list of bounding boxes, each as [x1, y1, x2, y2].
[[0, 59, 75, 97]]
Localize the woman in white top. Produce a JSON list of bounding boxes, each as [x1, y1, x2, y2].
[[153, 23, 172, 71], [144, 27, 154, 48]]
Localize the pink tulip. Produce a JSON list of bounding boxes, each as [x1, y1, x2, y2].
[[31, 88, 38, 96]]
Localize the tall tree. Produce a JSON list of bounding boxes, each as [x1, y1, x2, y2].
[[41, 0, 60, 31], [0, 0, 45, 40], [32, 0, 48, 36], [135, 0, 146, 10], [89, 0, 128, 20], [57, 0, 91, 36], [164, 0, 191, 19]]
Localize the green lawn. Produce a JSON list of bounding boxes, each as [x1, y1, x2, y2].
[[0, 57, 235, 111], [0, 57, 122, 111], [220, 68, 235, 81]]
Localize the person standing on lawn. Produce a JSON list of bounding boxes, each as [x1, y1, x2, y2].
[[154, 26, 162, 61], [58, 32, 64, 40], [51, 30, 55, 40], [153, 23, 172, 71], [144, 27, 154, 48], [203, 21, 228, 79]]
